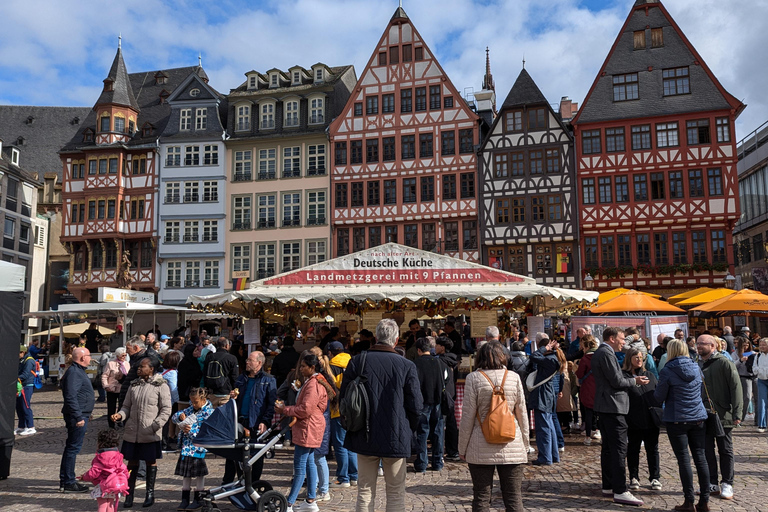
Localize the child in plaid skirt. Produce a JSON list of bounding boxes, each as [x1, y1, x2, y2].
[[172, 387, 213, 510]]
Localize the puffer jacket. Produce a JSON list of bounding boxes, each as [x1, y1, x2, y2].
[[282, 373, 328, 448], [102, 359, 129, 393], [80, 448, 129, 497], [458, 368, 530, 465], [117, 373, 172, 444], [654, 356, 707, 423], [329, 352, 352, 419]]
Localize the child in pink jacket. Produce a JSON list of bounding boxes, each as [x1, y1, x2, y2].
[[80, 429, 130, 512]]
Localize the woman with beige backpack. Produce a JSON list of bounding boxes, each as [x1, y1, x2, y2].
[[458, 341, 530, 512]]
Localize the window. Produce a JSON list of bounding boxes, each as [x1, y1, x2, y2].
[[165, 146, 181, 167], [354, 103, 362, 116], [637, 233, 651, 265], [378, 52, 387, 66], [615, 176, 629, 202], [353, 227, 366, 252], [71, 161, 85, 178], [403, 178, 417, 203], [401, 135, 415, 159], [655, 122, 679, 148], [258, 149, 276, 180], [634, 174, 648, 201], [547, 195, 562, 221], [203, 181, 218, 202], [512, 199, 525, 223], [582, 130, 601, 154], [257, 195, 276, 228], [650, 172, 665, 200], [307, 240, 326, 266], [459, 129, 474, 154], [335, 183, 348, 208], [429, 86, 441, 110], [284, 100, 299, 127], [444, 222, 458, 251], [415, 46, 424, 60], [654, 233, 668, 265], [545, 149, 560, 173], [281, 242, 300, 272], [633, 30, 646, 49], [419, 133, 433, 158], [282, 193, 300, 227], [404, 224, 418, 248], [389, 46, 399, 64], [203, 145, 218, 165], [598, 177, 612, 203], [88, 160, 97, 175], [494, 153, 508, 178], [631, 125, 652, 150], [460, 173, 475, 198], [601, 236, 615, 267], [97, 200, 105, 219], [605, 127, 625, 152], [584, 237, 598, 269], [203, 220, 218, 242], [651, 27, 663, 47], [87, 200, 96, 220], [185, 145, 200, 166], [669, 171, 684, 199], [236, 105, 250, 131], [137, 199, 144, 219], [260, 103, 274, 129], [688, 169, 704, 197], [510, 152, 524, 176], [529, 150, 543, 174], [366, 139, 379, 163], [270, 74, 278, 87], [203, 260, 219, 287], [618, 235, 632, 266], [613, 73, 639, 101], [365, 96, 378, 115], [282, 147, 300, 178], [663, 67, 690, 96], [292, 71, 300, 84], [687, 119, 711, 145], [180, 109, 192, 130], [109, 157, 118, 174], [99, 159, 107, 174], [184, 221, 199, 242], [441, 131, 455, 156], [166, 261, 182, 287], [422, 223, 436, 250], [505, 111, 523, 132], [708, 168, 723, 196], [307, 145, 325, 175], [350, 140, 362, 164], [195, 108, 207, 130], [385, 225, 398, 244], [582, 178, 596, 204], [307, 191, 326, 225], [463, 221, 477, 249], [496, 199, 509, 223], [114, 116, 125, 133], [92, 244, 103, 269], [369, 226, 381, 247], [401, 89, 412, 113], [403, 44, 412, 62], [367, 181, 379, 206], [351, 183, 364, 207], [415, 87, 426, 111], [106, 199, 115, 219], [384, 180, 397, 204], [382, 94, 395, 113], [256, 243, 275, 279], [443, 175, 456, 200], [692, 231, 707, 263], [531, 196, 545, 221], [444, 96, 453, 108], [232, 196, 251, 230], [527, 108, 546, 130], [421, 176, 434, 202], [234, 151, 252, 181], [383, 137, 396, 161], [334, 142, 347, 166], [673, 232, 687, 264], [716, 118, 731, 143]]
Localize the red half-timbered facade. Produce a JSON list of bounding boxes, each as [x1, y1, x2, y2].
[[573, 0, 745, 295], [329, 7, 481, 261]]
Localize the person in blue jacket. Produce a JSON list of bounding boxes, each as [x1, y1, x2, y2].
[[529, 333, 561, 465], [16, 345, 37, 436]]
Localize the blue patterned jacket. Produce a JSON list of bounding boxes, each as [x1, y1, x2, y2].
[[172, 400, 213, 458]]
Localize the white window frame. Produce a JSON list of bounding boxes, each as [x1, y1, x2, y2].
[[256, 242, 276, 279], [232, 195, 252, 230], [203, 260, 219, 287], [203, 144, 218, 165], [247, 75, 257, 90], [292, 70, 301, 84], [203, 181, 218, 202], [202, 220, 218, 242], [260, 102, 275, 129], [307, 144, 326, 175], [195, 108, 207, 130], [314, 68, 323, 82], [165, 221, 180, 243], [180, 109, 192, 131], [185, 261, 200, 287], [184, 221, 199, 242], [285, 99, 299, 127], [282, 146, 300, 178], [307, 190, 326, 225], [184, 182, 199, 202], [256, 194, 276, 229], [166, 146, 181, 166], [281, 241, 301, 272], [309, 96, 324, 124], [232, 244, 251, 273], [184, 145, 200, 166], [165, 182, 180, 203], [166, 261, 182, 287], [306, 239, 327, 266], [270, 73, 278, 87], [234, 150, 252, 180], [236, 104, 251, 131], [282, 192, 301, 227], [258, 149, 276, 180]]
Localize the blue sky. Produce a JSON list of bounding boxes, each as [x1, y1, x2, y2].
[[1, 0, 765, 137]]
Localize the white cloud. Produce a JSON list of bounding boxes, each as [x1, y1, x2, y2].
[[0, 0, 765, 137]]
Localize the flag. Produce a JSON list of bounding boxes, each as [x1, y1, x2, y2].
[[489, 256, 503, 269], [556, 253, 571, 274], [233, 277, 248, 290]]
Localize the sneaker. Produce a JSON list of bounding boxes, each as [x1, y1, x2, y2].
[[613, 491, 643, 506], [527, 446, 536, 454], [331, 481, 350, 488], [601, 488, 613, 496], [592, 430, 602, 440], [651, 479, 662, 491], [59, 482, 89, 493], [629, 478, 640, 490], [286, 507, 294, 512], [19, 428, 36, 436], [719, 482, 733, 499], [377, 467, 384, 476], [583, 437, 592, 446], [758, 428, 766, 433], [294, 501, 320, 512], [316, 492, 331, 502], [444, 454, 461, 462], [558, 446, 565, 453], [350, 480, 357, 486], [13, 428, 23, 435]]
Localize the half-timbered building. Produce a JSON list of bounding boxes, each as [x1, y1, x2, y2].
[[573, 0, 745, 294], [480, 69, 580, 287], [329, 7, 481, 261]]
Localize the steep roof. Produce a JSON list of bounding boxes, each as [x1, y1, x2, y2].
[[500, 68, 549, 110], [0, 106, 91, 179], [574, 0, 744, 125], [96, 48, 140, 111]]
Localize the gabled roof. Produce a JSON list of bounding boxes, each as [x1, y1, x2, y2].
[[96, 48, 140, 111], [500, 68, 549, 110], [574, 0, 744, 125]]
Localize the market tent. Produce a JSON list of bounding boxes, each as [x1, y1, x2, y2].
[[675, 288, 735, 307], [589, 290, 685, 315], [28, 321, 115, 338], [597, 288, 660, 304], [667, 287, 714, 305], [691, 289, 768, 318]]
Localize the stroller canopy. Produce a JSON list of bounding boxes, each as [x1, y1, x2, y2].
[[194, 399, 242, 459]]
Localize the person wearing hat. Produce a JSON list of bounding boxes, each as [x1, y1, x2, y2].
[[109, 324, 125, 352], [16, 345, 37, 436]]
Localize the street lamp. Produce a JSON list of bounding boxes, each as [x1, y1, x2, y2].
[[584, 273, 594, 290], [723, 271, 736, 290]]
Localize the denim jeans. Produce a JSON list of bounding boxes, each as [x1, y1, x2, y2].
[[665, 421, 709, 503], [740, 377, 754, 421], [59, 417, 89, 486], [414, 403, 444, 471], [756, 379, 768, 428], [16, 385, 34, 429], [286, 444, 316, 505], [705, 428, 734, 486], [314, 452, 329, 494], [554, 413, 565, 449], [533, 410, 559, 464], [331, 417, 358, 483]]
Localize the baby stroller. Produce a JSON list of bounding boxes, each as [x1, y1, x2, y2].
[[194, 399, 289, 512]]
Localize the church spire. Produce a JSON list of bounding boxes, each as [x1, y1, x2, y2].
[[482, 46, 495, 92]]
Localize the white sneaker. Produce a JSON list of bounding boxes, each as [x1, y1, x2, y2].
[[527, 446, 536, 454], [720, 482, 733, 499], [558, 446, 565, 453], [13, 428, 23, 435], [331, 481, 350, 488], [651, 479, 662, 491], [294, 501, 320, 512], [286, 507, 293, 512], [758, 428, 766, 433], [613, 491, 643, 506], [316, 492, 331, 502], [20, 428, 36, 436], [592, 430, 602, 440], [629, 478, 640, 490], [583, 437, 592, 446], [377, 467, 384, 476]]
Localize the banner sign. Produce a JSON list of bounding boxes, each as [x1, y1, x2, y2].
[[262, 244, 529, 286], [98, 286, 154, 304]]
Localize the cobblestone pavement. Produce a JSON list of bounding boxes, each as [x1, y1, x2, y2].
[[2, 386, 766, 511]]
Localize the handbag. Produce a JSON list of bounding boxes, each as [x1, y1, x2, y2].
[[701, 371, 725, 437]]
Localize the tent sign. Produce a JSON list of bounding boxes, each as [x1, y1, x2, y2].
[[98, 286, 155, 304], [262, 244, 528, 286]]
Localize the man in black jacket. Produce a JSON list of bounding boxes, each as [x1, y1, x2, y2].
[[445, 320, 463, 357], [414, 337, 447, 473], [270, 337, 300, 388], [435, 336, 459, 460], [204, 337, 240, 408], [59, 348, 94, 493]]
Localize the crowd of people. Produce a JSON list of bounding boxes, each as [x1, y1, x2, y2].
[[14, 319, 764, 512]]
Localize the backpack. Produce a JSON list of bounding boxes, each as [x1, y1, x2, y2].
[[24, 356, 40, 377], [339, 351, 370, 439], [102, 466, 130, 495], [204, 357, 228, 392], [476, 369, 516, 444]]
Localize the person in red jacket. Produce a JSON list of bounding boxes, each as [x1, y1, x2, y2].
[[576, 335, 600, 445], [80, 429, 130, 512]]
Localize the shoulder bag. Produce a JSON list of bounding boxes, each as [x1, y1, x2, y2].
[[701, 369, 725, 437]]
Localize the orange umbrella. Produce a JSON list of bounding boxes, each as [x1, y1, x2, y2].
[[691, 289, 768, 318], [597, 288, 661, 304], [589, 290, 685, 315], [675, 288, 735, 307], [667, 287, 713, 306]]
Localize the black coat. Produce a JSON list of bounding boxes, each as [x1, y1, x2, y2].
[[623, 369, 659, 430], [61, 362, 95, 422], [177, 345, 202, 402], [270, 347, 300, 388], [203, 350, 239, 395], [341, 344, 423, 458], [437, 352, 458, 400]]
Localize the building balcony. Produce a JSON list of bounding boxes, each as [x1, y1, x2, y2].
[[184, 193, 199, 203], [261, 120, 275, 130], [282, 169, 300, 179], [202, 234, 218, 242], [310, 114, 324, 124], [257, 270, 275, 280], [202, 193, 218, 202], [164, 234, 180, 243], [184, 280, 200, 288], [258, 172, 276, 180], [232, 222, 251, 230], [444, 241, 459, 252], [236, 121, 251, 132], [257, 220, 276, 229], [183, 234, 199, 242], [307, 166, 326, 176], [166, 280, 182, 288], [165, 194, 180, 204], [282, 219, 300, 228], [307, 216, 326, 226], [233, 172, 252, 182], [284, 117, 299, 127], [203, 279, 219, 287]]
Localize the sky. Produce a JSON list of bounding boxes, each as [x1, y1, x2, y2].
[[0, 0, 765, 139]]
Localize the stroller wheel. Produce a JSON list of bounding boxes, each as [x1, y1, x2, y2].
[[257, 490, 287, 512], [253, 480, 273, 495]]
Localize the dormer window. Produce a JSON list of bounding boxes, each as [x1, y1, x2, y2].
[[285, 100, 299, 127], [248, 76, 257, 89], [16, 136, 25, 146], [83, 129, 94, 142], [309, 96, 324, 124], [26, 116, 34, 125], [11, 148, 19, 165], [104, 80, 114, 92], [142, 123, 153, 137], [72, 117, 80, 125], [155, 72, 168, 85], [315, 68, 323, 82], [236, 105, 251, 131], [100, 115, 111, 132], [293, 71, 301, 84], [260, 103, 275, 130], [159, 90, 170, 104]]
